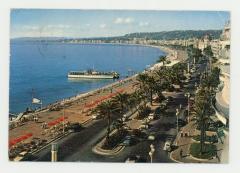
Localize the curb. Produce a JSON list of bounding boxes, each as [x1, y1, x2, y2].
[[81, 118, 93, 126], [92, 144, 125, 156], [92, 129, 126, 156], [188, 154, 217, 162], [169, 151, 184, 163]]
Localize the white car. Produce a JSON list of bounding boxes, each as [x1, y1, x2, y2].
[[92, 114, 101, 120], [139, 124, 148, 130], [122, 114, 128, 122], [148, 135, 155, 141], [92, 115, 97, 119], [148, 113, 154, 120], [163, 141, 171, 151]]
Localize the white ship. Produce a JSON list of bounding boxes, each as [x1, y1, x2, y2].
[[68, 69, 120, 79]]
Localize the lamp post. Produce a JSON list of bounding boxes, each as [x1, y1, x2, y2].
[[176, 108, 180, 135], [149, 144, 155, 163], [184, 92, 190, 123]]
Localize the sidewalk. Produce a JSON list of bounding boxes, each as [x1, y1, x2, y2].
[[170, 120, 221, 163]]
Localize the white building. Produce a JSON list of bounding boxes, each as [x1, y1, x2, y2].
[[214, 21, 230, 127]]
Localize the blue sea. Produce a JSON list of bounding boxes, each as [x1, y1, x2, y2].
[[10, 42, 165, 114]]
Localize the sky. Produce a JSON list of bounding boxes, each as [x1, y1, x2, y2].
[[10, 9, 230, 38]]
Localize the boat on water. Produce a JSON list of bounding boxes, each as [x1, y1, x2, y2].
[[68, 69, 120, 79]]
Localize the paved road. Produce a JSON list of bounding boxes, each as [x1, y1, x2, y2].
[[24, 107, 177, 162], [25, 115, 115, 161]]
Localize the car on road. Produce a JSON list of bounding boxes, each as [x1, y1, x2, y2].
[[67, 123, 84, 132], [147, 132, 156, 141], [166, 96, 174, 102], [139, 124, 149, 130], [121, 135, 138, 146], [92, 114, 101, 120]]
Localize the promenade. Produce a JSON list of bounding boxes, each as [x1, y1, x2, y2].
[[9, 75, 138, 159], [170, 120, 221, 163]]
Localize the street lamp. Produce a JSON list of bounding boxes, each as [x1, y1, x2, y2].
[[184, 92, 190, 123], [176, 108, 180, 135], [149, 144, 155, 163]]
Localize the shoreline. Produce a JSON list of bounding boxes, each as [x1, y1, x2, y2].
[[9, 43, 179, 123]]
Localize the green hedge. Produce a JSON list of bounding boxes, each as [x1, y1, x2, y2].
[[190, 143, 217, 159]]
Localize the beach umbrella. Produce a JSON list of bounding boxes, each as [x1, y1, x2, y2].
[[9, 140, 16, 147], [14, 138, 22, 143], [26, 133, 33, 137], [20, 135, 28, 140], [48, 121, 55, 126]]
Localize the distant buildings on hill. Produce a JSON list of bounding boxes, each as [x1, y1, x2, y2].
[[61, 22, 230, 62]]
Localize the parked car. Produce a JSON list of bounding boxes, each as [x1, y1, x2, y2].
[[148, 113, 154, 120], [131, 129, 148, 140], [166, 96, 174, 102]]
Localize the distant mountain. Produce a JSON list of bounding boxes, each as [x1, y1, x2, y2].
[[11, 30, 222, 42], [123, 30, 222, 40], [11, 37, 66, 42]]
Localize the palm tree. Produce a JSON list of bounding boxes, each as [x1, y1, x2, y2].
[[112, 119, 124, 131], [187, 45, 203, 64], [154, 67, 171, 100], [137, 73, 155, 105], [146, 76, 156, 105], [128, 90, 147, 111], [95, 100, 116, 141], [192, 87, 214, 155], [112, 92, 129, 114], [137, 73, 149, 89], [203, 46, 214, 71], [157, 55, 167, 66]]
